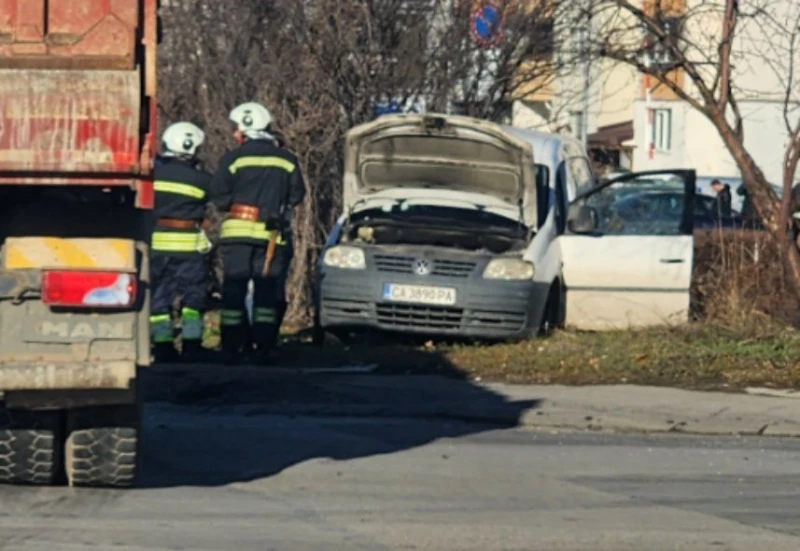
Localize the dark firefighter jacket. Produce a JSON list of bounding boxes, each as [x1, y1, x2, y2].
[[209, 138, 307, 246], [151, 156, 212, 255], [714, 184, 732, 219]]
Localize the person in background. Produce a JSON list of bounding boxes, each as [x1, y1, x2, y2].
[[790, 181, 800, 248], [149, 122, 214, 363], [710, 179, 732, 220], [209, 102, 306, 365]]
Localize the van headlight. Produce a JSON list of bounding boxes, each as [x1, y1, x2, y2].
[[482, 258, 535, 280], [323, 246, 366, 270]]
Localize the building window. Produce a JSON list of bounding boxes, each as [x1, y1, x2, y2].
[[641, 15, 684, 71], [651, 108, 672, 152]]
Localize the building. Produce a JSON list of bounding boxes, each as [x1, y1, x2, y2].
[[511, 0, 800, 187]]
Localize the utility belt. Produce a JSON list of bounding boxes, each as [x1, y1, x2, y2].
[[221, 203, 287, 245], [157, 217, 199, 230], [152, 217, 212, 254]]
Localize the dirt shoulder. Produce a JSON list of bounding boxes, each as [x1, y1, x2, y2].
[[203, 313, 800, 391]]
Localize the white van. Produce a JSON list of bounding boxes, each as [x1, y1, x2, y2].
[[313, 113, 697, 340]]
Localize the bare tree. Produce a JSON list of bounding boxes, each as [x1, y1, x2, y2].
[[585, 0, 800, 287], [158, 0, 566, 323]]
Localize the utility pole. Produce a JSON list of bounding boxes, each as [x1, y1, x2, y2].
[[580, 3, 592, 150]]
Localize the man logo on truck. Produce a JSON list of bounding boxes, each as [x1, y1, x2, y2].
[[39, 321, 131, 340]]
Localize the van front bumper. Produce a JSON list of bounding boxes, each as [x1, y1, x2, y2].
[[317, 267, 548, 340]]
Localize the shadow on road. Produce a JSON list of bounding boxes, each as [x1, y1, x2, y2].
[[137, 349, 539, 489]]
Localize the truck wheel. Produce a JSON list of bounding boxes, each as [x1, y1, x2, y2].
[[65, 404, 140, 488], [0, 408, 64, 486]]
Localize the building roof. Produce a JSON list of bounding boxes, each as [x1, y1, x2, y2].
[[588, 120, 634, 149]]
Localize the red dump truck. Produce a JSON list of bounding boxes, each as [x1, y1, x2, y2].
[[0, 0, 158, 487]]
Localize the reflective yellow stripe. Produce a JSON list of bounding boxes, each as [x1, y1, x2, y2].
[[151, 231, 211, 252], [154, 180, 206, 199], [228, 156, 295, 174], [221, 309, 244, 326], [220, 219, 286, 243], [253, 307, 277, 323], [181, 307, 202, 321], [4, 237, 135, 270], [150, 315, 173, 343]]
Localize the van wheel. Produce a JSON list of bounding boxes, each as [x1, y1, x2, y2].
[[540, 282, 565, 337], [65, 404, 140, 488], [0, 408, 64, 486]]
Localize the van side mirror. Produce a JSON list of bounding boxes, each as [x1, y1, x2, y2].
[[567, 204, 598, 234]]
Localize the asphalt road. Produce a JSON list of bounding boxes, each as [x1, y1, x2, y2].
[[1, 404, 799, 551]]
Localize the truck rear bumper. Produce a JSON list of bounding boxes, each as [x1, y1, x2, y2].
[[0, 361, 136, 391]]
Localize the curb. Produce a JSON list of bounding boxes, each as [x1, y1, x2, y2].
[[143, 368, 800, 438], [146, 399, 800, 438]]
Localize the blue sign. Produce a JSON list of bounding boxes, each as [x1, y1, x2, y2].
[[470, 2, 504, 47], [373, 101, 401, 118]]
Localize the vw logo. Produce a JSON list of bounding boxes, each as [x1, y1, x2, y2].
[[413, 259, 432, 276]]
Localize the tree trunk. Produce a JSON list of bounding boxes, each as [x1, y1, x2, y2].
[[709, 110, 800, 294]]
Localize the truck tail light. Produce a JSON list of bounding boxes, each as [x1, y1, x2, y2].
[[42, 271, 137, 308]]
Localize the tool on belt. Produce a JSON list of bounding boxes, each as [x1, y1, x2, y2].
[[228, 203, 282, 278], [262, 216, 281, 278]]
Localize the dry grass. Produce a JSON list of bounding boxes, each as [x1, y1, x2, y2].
[[692, 228, 800, 327], [199, 229, 800, 390]]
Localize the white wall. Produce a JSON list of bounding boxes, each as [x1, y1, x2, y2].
[[511, 100, 551, 131], [632, 98, 799, 185]]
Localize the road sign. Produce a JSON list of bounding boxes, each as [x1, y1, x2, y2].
[[470, 1, 505, 48], [373, 101, 401, 118]]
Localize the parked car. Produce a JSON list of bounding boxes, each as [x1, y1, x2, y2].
[[593, 187, 746, 230], [314, 113, 697, 340]]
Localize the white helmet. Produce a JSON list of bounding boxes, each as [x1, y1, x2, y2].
[[161, 122, 205, 158], [229, 102, 273, 132]]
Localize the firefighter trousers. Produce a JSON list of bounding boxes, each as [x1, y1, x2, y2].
[[150, 252, 208, 354], [220, 242, 290, 355]]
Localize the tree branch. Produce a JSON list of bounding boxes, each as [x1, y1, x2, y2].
[[716, 0, 738, 110]]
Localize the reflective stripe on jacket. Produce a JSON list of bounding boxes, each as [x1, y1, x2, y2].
[[151, 230, 211, 253], [219, 219, 286, 244]]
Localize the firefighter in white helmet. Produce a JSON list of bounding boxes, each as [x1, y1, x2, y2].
[[209, 102, 306, 365], [149, 121, 214, 363]]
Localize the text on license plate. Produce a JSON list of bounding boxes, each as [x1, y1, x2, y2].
[[382, 284, 457, 306]]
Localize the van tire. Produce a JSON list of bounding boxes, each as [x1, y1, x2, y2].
[[65, 405, 140, 488], [540, 281, 565, 336], [0, 409, 64, 486]]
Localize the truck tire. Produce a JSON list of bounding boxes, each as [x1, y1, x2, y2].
[[0, 408, 64, 486], [65, 404, 140, 488]]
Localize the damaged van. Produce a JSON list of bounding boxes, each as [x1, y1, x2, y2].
[[313, 114, 696, 341]]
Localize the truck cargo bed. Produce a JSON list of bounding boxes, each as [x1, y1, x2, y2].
[[0, 0, 157, 187]]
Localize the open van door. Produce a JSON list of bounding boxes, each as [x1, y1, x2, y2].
[[558, 170, 696, 330]]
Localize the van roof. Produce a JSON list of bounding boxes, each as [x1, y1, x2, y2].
[[501, 125, 580, 168]]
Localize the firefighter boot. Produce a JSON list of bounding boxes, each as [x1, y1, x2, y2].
[[180, 340, 218, 363], [153, 342, 179, 364]]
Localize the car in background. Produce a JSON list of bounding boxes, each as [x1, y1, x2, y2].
[[592, 180, 746, 230]]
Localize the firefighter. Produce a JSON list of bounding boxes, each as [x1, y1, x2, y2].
[[210, 102, 306, 364], [150, 122, 214, 363]]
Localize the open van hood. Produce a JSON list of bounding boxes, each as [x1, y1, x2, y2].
[[343, 114, 538, 227]]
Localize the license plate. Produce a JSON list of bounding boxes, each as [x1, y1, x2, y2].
[[382, 284, 457, 306]]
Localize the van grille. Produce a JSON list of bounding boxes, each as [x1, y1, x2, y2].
[[373, 254, 477, 278], [376, 303, 464, 331]]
